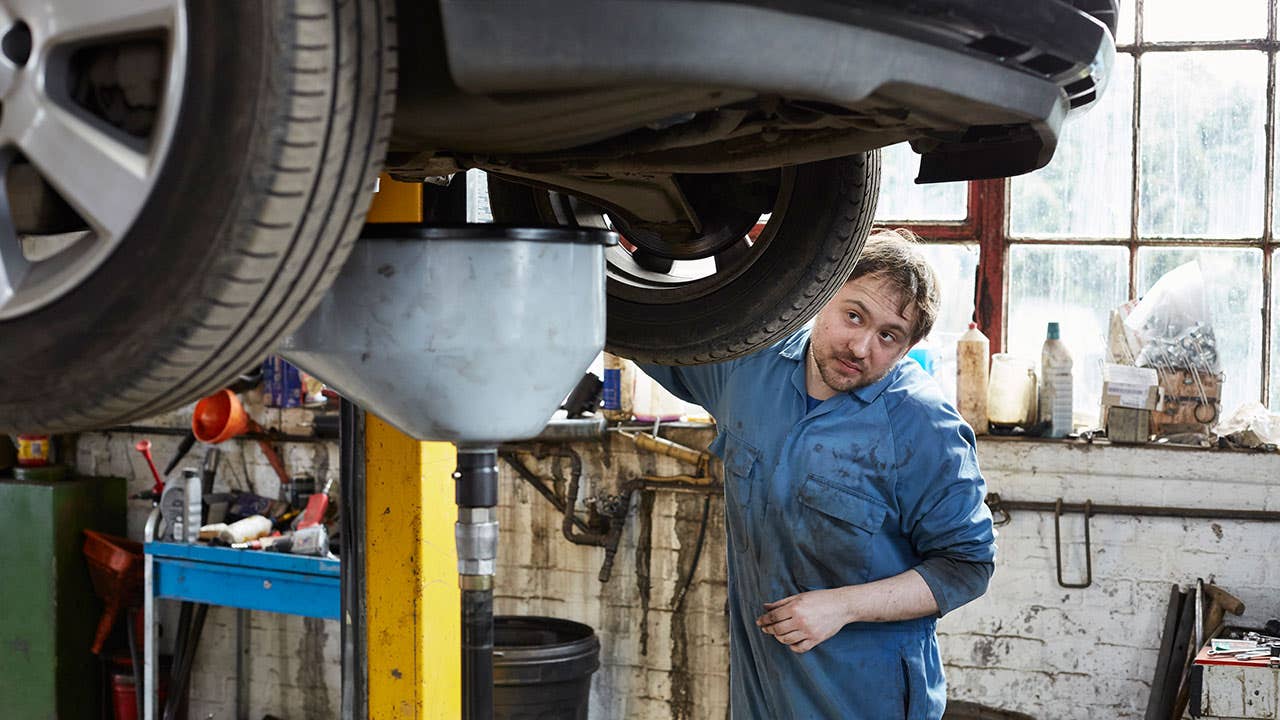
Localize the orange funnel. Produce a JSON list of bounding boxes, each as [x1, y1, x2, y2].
[[192, 389, 250, 444], [191, 388, 291, 487]]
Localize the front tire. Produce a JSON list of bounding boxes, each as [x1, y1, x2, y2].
[[0, 0, 396, 432]]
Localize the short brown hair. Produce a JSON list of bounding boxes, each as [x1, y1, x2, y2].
[[847, 228, 940, 344]]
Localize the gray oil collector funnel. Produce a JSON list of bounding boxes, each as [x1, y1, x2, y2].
[[279, 224, 615, 444]]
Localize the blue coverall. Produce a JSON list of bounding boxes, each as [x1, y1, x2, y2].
[[641, 327, 997, 719]]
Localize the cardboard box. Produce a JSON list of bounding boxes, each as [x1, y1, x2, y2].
[[1106, 406, 1151, 444], [1151, 369, 1222, 435], [1100, 364, 1159, 411]]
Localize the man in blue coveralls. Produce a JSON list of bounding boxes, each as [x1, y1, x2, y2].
[[640, 229, 996, 719]]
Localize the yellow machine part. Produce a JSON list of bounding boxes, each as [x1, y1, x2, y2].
[[364, 175, 461, 718]]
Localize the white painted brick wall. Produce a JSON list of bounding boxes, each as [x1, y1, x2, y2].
[[497, 431, 1280, 720], [73, 408, 1280, 720]]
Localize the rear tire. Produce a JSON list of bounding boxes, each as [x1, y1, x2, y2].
[[0, 0, 396, 432], [487, 153, 880, 364]]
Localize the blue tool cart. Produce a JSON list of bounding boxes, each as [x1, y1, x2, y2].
[[141, 509, 339, 720]]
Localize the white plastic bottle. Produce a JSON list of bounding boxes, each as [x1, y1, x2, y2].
[[956, 323, 989, 435], [1038, 322, 1073, 438]]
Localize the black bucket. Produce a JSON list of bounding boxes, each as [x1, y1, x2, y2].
[[493, 616, 601, 720]]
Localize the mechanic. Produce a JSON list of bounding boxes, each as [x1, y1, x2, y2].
[[639, 228, 996, 719]]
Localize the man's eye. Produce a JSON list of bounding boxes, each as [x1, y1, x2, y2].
[[880, 332, 896, 343], [847, 312, 860, 323]]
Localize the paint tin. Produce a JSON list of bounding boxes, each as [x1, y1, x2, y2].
[[15, 434, 51, 467]]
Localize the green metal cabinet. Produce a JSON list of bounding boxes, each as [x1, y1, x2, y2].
[[0, 475, 126, 719]]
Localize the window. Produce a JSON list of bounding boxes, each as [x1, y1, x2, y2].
[[882, 3, 1280, 426]]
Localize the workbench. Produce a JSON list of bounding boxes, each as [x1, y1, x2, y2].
[[1196, 646, 1280, 718], [141, 512, 339, 720]]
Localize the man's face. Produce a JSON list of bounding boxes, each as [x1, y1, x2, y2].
[[806, 273, 916, 400]]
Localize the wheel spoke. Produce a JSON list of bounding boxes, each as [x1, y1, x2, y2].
[[16, 0, 176, 44], [0, 212, 29, 311], [12, 95, 151, 239]]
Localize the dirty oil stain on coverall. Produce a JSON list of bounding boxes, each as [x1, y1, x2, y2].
[[641, 327, 997, 720]]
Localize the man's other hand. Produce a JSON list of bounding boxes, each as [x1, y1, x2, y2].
[[756, 589, 850, 653]]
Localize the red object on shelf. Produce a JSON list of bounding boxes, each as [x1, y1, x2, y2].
[[82, 530, 144, 654], [110, 672, 169, 720], [133, 439, 164, 495], [1194, 644, 1275, 668]]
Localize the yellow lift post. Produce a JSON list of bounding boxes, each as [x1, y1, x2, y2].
[[363, 176, 461, 718]]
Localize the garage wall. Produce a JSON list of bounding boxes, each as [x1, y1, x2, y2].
[[75, 401, 342, 720], [496, 429, 1280, 720], [71, 414, 1280, 720]]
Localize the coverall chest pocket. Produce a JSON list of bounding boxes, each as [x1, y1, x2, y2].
[[721, 436, 759, 555], [795, 474, 890, 588]]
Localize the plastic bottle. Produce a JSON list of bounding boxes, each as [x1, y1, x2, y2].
[[633, 368, 684, 423], [987, 354, 1036, 429], [1038, 322, 1074, 438], [956, 323, 990, 435], [601, 352, 634, 422]]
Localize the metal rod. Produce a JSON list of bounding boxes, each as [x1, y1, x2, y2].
[[236, 609, 250, 720], [143, 509, 159, 720], [461, 585, 494, 720], [1054, 499, 1093, 589], [499, 450, 595, 536], [990, 496, 1280, 522], [339, 399, 367, 720], [455, 447, 499, 720], [103, 424, 331, 444]]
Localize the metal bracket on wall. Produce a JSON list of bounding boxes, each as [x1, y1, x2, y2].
[[987, 494, 1280, 590], [1054, 499, 1092, 589]]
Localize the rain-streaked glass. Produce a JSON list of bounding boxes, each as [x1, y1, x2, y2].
[[874, 142, 967, 222], [1139, 51, 1267, 239], [1137, 247, 1263, 418], [1116, 0, 1135, 45], [1007, 245, 1130, 428], [466, 169, 494, 222], [1271, 279, 1280, 410], [1010, 55, 1134, 239], [1144, 0, 1266, 41], [915, 243, 979, 403]]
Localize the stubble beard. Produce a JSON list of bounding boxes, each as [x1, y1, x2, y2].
[[811, 345, 889, 393]]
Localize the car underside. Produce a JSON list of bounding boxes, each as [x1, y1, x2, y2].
[[0, 0, 1116, 432]]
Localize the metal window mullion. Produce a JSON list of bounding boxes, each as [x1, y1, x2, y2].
[[1125, 39, 1280, 52], [997, 237, 1263, 248], [1130, 46, 1142, 302], [1263, 28, 1277, 405]]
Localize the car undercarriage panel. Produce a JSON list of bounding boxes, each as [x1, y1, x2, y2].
[[388, 0, 1112, 184]]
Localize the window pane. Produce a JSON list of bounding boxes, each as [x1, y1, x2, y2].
[[1008, 245, 1129, 429], [1144, 0, 1266, 41], [1010, 54, 1134, 239], [874, 142, 967, 222], [1271, 273, 1280, 410], [1139, 51, 1267, 239], [916, 244, 979, 403], [1117, 0, 1135, 45], [1137, 247, 1263, 418], [466, 169, 494, 222]]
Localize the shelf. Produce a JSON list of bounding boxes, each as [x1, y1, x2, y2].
[[145, 542, 339, 620]]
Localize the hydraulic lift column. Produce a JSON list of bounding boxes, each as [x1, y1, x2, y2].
[[280, 195, 613, 718]]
